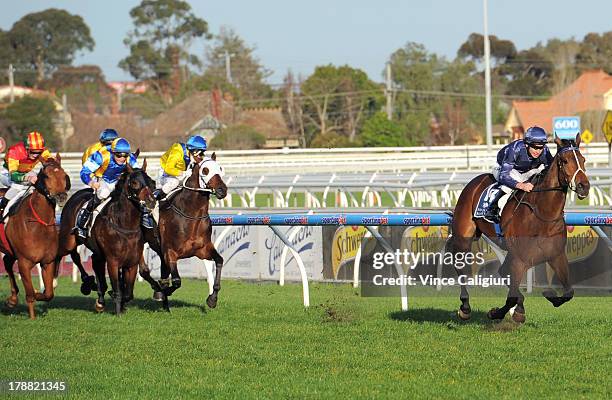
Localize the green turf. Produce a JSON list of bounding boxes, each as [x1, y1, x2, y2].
[[1, 277, 611, 399]]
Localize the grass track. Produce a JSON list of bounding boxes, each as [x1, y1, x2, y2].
[[1, 277, 611, 399]]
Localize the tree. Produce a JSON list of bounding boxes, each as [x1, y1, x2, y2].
[[360, 112, 406, 147], [200, 27, 273, 101], [310, 132, 353, 148], [300, 64, 381, 145], [1, 96, 58, 147], [457, 33, 517, 66], [539, 38, 580, 94], [281, 70, 306, 147], [389, 42, 444, 144], [8, 9, 94, 85], [575, 31, 612, 74], [119, 0, 211, 103], [500, 48, 554, 97], [209, 125, 266, 150]]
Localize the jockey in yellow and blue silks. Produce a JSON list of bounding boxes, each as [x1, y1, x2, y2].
[[155, 135, 207, 200], [75, 138, 138, 238], [81, 128, 119, 165]]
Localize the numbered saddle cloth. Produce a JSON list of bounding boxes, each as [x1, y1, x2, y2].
[[474, 183, 503, 219]]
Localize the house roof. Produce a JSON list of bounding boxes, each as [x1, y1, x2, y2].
[[238, 107, 294, 139], [507, 70, 612, 132]]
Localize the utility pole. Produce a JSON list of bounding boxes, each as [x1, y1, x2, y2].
[[224, 51, 233, 84], [385, 62, 393, 120], [8, 64, 15, 103], [483, 0, 493, 151], [62, 94, 68, 151]]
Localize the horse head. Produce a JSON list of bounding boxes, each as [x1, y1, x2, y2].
[[122, 159, 156, 210], [553, 134, 590, 199], [199, 152, 227, 200], [36, 153, 71, 206], [184, 152, 227, 200]]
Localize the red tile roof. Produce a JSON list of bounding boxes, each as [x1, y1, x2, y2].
[[510, 70, 612, 132]]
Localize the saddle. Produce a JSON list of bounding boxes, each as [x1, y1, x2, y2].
[[1, 187, 34, 220], [75, 197, 112, 238]]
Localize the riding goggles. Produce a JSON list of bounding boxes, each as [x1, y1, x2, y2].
[[190, 149, 204, 157], [114, 152, 129, 158]]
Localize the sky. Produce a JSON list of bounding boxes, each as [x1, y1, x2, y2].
[[1, 0, 611, 85]]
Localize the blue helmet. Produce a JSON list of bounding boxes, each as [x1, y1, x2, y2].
[[111, 138, 131, 154], [99, 128, 119, 144], [524, 126, 548, 145], [186, 135, 207, 152]]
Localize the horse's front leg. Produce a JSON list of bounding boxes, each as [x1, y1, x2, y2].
[[488, 255, 526, 322], [16, 258, 37, 319], [34, 261, 56, 302], [542, 253, 574, 308], [121, 265, 139, 312], [91, 253, 107, 312], [4, 254, 19, 308], [203, 243, 224, 309]]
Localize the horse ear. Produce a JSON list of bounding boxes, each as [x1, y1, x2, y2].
[[142, 158, 147, 172], [55, 153, 62, 165], [554, 135, 563, 148], [126, 163, 133, 174], [575, 132, 581, 147], [134, 148, 140, 158], [211, 152, 216, 161]]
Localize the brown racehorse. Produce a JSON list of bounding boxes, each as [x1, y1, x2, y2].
[[1, 156, 70, 319], [56, 162, 156, 314], [446, 134, 590, 323], [140, 153, 228, 311]]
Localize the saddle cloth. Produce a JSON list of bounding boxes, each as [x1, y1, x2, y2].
[[474, 183, 504, 220], [78, 197, 112, 237]]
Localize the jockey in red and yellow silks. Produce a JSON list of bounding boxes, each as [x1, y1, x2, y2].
[[0, 131, 52, 215]]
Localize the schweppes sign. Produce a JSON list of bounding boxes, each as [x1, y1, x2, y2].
[[565, 226, 598, 262], [331, 226, 372, 279]]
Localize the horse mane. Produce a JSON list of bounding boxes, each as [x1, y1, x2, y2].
[[110, 169, 130, 201]]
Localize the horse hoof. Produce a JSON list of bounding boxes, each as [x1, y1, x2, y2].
[[80, 284, 92, 296], [511, 311, 526, 323], [457, 309, 471, 321], [95, 300, 105, 313], [5, 297, 18, 308], [542, 289, 557, 299], [152, 292, 164, 302], [206, 295, 217, 309], [487, 308, 502, 320]]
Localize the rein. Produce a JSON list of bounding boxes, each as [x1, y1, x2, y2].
[[28, 193, 56, 227]]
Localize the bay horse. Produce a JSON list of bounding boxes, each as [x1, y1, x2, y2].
[[1, 156, 70, 319], [140, 153, 227, 311], [446, 134, 590, 323], [56, 161, 156, 314]]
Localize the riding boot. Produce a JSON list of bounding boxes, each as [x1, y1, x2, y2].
[[0, 197, 9, 219], [140, 204, 156, 229], [75, 197, 101, 239]]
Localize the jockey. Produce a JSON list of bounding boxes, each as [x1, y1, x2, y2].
[[75, 137, 138, 238], [81, 128, 119, 165], [0, 131, 52, 216], [155, 135, 207, 201], [486, 126, 553, 222]]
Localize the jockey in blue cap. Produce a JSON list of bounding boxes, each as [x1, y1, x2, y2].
[[81, 128, 119, 165], [155, 135, 207, 200], [485, 126, 553, 222], [75, 137, 139, 238]]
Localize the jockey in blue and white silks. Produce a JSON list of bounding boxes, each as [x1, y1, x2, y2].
[[75, 138, 138, 238], [486, 126, 553, 221]]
